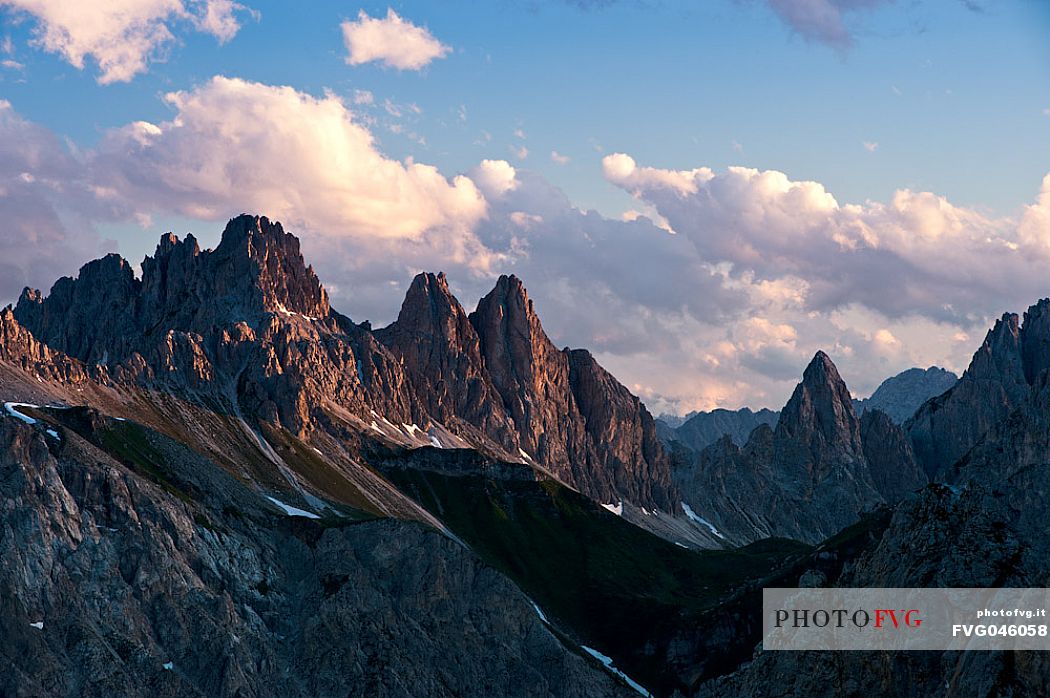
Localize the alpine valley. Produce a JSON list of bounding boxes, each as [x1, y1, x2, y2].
[[4, 214, 1050, 697]]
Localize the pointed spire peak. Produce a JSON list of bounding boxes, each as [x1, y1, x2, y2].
[[802, 350, 843, 386], [778, 349, 861, 452], [394, 272, 467, 329], [990, 311, 1021, 339], [496, 273, 527, 295]]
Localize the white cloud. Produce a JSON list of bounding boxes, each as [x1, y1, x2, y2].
[[193, 0, 248, 42], [605, 154, 1050, 326], [509, 144, 528, 160], [1017, 174, 1050, 254], [551, 150, 570, 165], [341, 9, 450, 71], [514, 128, 526, 139], [602, 153, 713, 196], [0, 0, 252, 83], [352, 89, 374, 105], [863, 140, 878, 152], [92, 76, 487, 240], [471, 159, 518, 197]]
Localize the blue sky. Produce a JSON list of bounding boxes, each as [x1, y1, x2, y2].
[[1, 0, 1049, 413]]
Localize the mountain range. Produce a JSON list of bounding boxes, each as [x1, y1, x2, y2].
[[657, 365, 957, 456], [2, 214, 1050, 696]]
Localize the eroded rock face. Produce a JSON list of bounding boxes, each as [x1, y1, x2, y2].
[[0, 415, 630, 698], [0, 308, 96, 385], [469, 275, 584, 469], [567, 349, 674, 510]]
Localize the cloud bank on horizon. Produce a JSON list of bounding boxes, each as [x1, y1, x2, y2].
[[0, 0, 1046, 415]]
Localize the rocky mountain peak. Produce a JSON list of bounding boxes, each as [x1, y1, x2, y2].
[[395, 272, 462, 330], [209, 214, 330, 320], [777, 351, 862, 456], [469, 275, 565, 442], [473, 275, 538, 333]]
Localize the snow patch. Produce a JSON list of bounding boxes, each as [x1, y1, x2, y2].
[[273, 300, 317, 322], [163, 662, 174, 671], [530, 600, 549, 624], [682, 503, 725, 539], [369, 421, 383, 433], [581, 645, 650, 696], [401, 423, 423, 438], [428, 435, 443, 448], [265, 495, 321, 519], [4, 402, 39, 425], [29, 621, 43, 630], [46, 429, 60, 440], [601, 501, 623, 516]]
